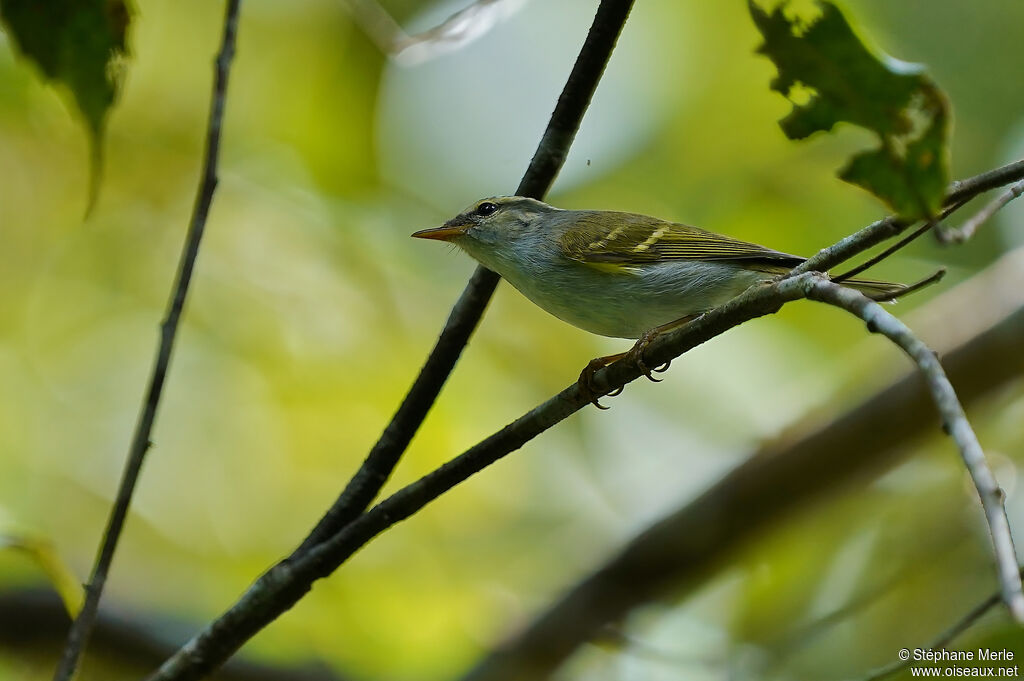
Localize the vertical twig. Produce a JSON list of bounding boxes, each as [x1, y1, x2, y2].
[[51, 2, 242, 679], [297, 0, 636, 555], [142, 2, 636, 678]]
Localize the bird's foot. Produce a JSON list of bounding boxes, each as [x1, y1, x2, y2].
[[577, 352, 627, 409], [577, 315, 697, 407], [625, 314, 700, 380], [625, 329, 671, 382]]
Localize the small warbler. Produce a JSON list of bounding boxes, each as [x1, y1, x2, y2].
[[413, 196, 904, 342]]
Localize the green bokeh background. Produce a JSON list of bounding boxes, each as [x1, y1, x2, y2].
[[1, 1, 1023, 679]]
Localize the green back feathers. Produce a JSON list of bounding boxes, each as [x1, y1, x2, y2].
[[557, 211, 803, 268], [557, 211, 904, 298]]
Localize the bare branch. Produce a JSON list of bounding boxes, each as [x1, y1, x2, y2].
[[946, 160, 1024, 204], [51, 3, 242, 680], [789, 160, 1024, 281], [297, 0, 636, 554], [144, 160, 1024, 681], [833, 220, 935, 284], [456, 248, 1024, 681], [806, 193, 967, 285], [939, 179, 1024, 244], [143, 3, 635, 678], [866, 267, 944, 302], [800, 278, 1024, 623]]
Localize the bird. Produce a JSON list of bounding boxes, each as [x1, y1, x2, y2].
[[413, 195, 904, 403]]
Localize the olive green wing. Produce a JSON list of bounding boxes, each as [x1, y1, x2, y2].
[[557, 211, 804, 271], [557, 211, 906, 297]]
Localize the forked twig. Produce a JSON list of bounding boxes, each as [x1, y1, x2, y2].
[[939, 180, 1024, 244], [833, 220, 935, 284]]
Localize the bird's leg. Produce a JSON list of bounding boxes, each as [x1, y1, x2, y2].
[[626, 314, 699, 380], [577, 315, 698, 408], [577, 352, 628, 409]]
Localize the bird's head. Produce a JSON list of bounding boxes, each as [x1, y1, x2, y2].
[[412, 196, 557, 250]]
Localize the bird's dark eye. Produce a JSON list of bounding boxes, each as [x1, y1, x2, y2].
[[476, 202, 498, 217]]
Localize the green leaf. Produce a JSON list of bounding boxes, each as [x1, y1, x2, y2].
[[749, 0, 951, 219], [1, 533, 84, 616], [0, 0, 131, 208]]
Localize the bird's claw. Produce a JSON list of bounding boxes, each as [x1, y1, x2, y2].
[[577, 353, 627, 409], [627, 331, 664, 382], [578, 358, 610, 409], [576, 330, 676, 407]]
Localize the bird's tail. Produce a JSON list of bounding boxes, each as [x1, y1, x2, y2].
[[839, 276, 906, 300]]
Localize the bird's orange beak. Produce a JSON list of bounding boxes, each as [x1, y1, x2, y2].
[[411, 218, 469, 242]]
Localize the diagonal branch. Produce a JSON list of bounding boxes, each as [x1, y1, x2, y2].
[[297, 0, 636, 555], [142, 2, 635, 679], [801, 278, 1024, 622], [939, 179, 1024, 244], [144, 160, 1024, 681], [947, 160, 1024, 203], [790, 159, 1024, 281], [51, 2, 242, 680], [144, 280, 805, 681], [456, 249, 1024, 681]]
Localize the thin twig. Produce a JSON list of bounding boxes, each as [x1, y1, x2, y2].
[[142, 3, 635, 678], [144, 160, 1024, 681], [866, 268, 945, 302], [767, 532, 971, 665], [823, 196, 968, 286], [457, 250, 1024, 681], [50, 2, 242, 680], [145, 280, 810, 681], [833, 221, 935, 284], [939, 180, 1024, 244], [297, 0, 635, 554], [856, 574, 1019, 681], [946, 160, 1024, 204], [795, 192, 980, 282], [801, 277, 1024, 623]]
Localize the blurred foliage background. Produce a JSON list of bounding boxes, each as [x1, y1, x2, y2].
[[1, 1, 1023, 679]]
